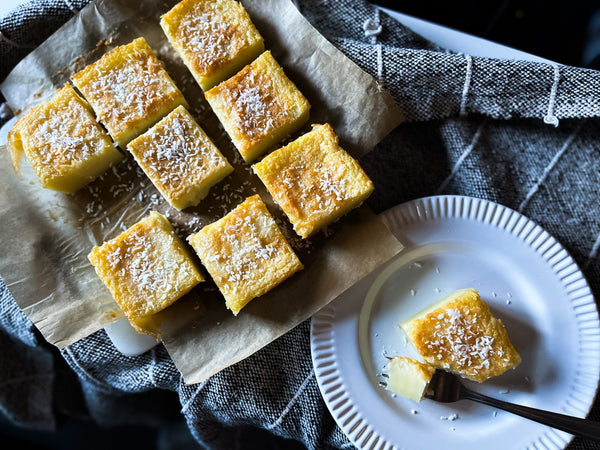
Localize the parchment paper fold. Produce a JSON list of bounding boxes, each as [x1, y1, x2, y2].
[[0, 0, 404, 383]]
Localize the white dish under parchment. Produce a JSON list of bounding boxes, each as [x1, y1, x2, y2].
[[310, 195, 600, 450]]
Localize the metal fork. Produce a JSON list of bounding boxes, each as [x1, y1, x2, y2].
[[426, 369, 600, 441]]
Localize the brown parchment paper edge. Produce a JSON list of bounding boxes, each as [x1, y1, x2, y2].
[[0, 0, 405, 377]]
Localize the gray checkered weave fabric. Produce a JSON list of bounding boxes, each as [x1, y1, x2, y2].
[[1, 1, 599, 449]]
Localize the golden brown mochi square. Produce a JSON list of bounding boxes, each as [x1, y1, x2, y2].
[[71, 37, 188, 148], [160, 0, 264, 91], [88, 211, 204, 320], [7, 83, 123, 193], [253, 123, 374, 239], [187, 194, 303, 315], [400, 288, 522, 383], [127, 105, 233, 210], [205, 50, 310, 163]]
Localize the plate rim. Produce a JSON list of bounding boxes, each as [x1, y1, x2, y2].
[[310, 195, 600, 450]]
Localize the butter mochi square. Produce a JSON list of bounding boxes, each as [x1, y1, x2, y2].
[[7, 83, 123, 193], [187, 194, 303, 315], [253, 123, 374, 238], [400, 288, 522, 383], [205, 50, 310, 163], [71, 37, 188, 148], [88, 211, 204, 320], [160, 0, 264, 90], [127, 105, 233, 210]]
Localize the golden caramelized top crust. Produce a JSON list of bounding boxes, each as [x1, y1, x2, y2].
[[71, 37, 187, 147], [127, 105, 233, 209], [253, 123, 374, 238], [7, 83, 122, 193], [160, 0, 264, 89], [187, 195, 303, 315], [205, 50, 310, 161], [400, 289, 521, 383], [88, 211, 203, 319]]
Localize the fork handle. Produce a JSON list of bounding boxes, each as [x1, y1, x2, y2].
[[463, 388, 600, 441]]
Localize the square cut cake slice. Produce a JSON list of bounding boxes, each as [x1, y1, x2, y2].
[[88, 211, 204, 320], [160, 0, 264, 91], [71, 37, 188, 148], [386, 356, 435, 402], [7, 83, 123, 193], [205, 50, 310, 163], [253, 123, 374, 238], [187, 194, 303, 315], [400, 288, 521, 382], [127, 105, 233, 210]]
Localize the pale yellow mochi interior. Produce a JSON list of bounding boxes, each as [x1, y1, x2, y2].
[[386, 356, 435, 402]]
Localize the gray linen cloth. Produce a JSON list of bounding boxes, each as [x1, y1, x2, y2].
[[1, 0, 600, 449]]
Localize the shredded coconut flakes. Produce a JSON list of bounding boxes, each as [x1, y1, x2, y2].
[[423, 307, 495, 371], [105, 228, 189, 302]]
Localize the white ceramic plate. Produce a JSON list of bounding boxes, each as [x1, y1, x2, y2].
[[311, 195, 600, 450], [380, 8, 554, 64]]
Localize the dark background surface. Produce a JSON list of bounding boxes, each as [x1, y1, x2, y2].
[[2, 0, 600, 449], [372, 0, 600, 69]]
